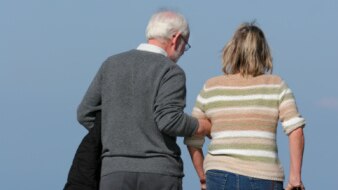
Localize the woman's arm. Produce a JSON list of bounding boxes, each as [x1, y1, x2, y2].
[[286, 127, 305, 190], [187, 146, 206, 190]]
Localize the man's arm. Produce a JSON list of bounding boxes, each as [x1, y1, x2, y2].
[[153, 66, 210, 137], [77, 63, 104, 130]]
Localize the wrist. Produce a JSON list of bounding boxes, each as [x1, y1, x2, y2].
[[200, 178, 206, 184], [287, 181, 305, 190], [288, 177, 302, 186], [288, 173, 301, 184]]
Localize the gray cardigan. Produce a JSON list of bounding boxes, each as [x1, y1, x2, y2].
[[77, 49, 198, 177]]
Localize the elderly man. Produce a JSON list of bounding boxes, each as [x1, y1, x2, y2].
[[65, 9, 211, 190]]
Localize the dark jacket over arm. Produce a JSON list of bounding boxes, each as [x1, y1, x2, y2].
[[64, 111, 102, 190]]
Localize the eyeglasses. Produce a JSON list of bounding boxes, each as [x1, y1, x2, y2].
[[180, 36, 191, 52]]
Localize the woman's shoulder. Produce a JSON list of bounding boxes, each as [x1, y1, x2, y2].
[[203, 75, 227, 87], [256, 74, 285, 85], [206, 75, 225, 82], [203, 74, 286, 89]]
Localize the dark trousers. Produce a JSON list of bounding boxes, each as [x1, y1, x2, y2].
[[100, 171, 182, 190], [64, 111, 102, 190]]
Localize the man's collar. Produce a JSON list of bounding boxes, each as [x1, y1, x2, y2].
[[136, 43, 167, 57]]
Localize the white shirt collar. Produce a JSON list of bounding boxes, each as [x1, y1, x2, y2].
[[136, 43, 168, 57]]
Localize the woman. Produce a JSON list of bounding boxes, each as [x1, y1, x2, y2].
[[184, 23, 305, 190]]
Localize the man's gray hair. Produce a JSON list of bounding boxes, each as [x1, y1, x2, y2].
[[146, 10, 190, 40]]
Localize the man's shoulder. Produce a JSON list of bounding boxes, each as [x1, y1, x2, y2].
[[105, 49, 137, 61], [105, 49, 173, 64], [101, 50, 183, 77]]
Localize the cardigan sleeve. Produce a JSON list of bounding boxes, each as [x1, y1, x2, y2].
[[184, 87, 208, 148], [77, 61, 106, 130], [278, 81, 305, 135], [153, 65, 198, 137]]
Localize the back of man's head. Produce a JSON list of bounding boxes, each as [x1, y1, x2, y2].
[[146, 10, 190, 41]]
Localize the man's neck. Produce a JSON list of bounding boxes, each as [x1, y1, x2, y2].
[[148, 39, 169, 53]]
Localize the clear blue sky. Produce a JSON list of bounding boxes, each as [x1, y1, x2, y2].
[[1, 0, 337, 189]]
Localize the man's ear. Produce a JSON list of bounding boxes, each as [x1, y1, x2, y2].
[[172, 32, 182, 50]]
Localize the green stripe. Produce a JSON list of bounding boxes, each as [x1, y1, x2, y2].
[[208, 143, 277, 152], [204, 99, 279, 110], [229, 154, 279, 164], [283, 93, 295, 101], [280, 83, 288, 90], [194, 101, 204, 110], [201, 87, 281, 98]]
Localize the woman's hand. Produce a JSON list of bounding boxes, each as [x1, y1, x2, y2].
[[285, 182, 305, 190]]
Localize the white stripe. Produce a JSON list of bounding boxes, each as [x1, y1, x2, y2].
[[192, 107, 204, 113], [209, 149, 277, 158], [279, 88, 292, 99], [205, 107, 278, 115], [197, 94, 280, 104], [211, 130, 276, 140], [204, 84, 282, 92], [192, 108, 207, 118], [283, 117, 305, 128]]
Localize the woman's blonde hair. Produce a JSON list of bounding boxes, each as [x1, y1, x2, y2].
[[222, 22, 273, 77]]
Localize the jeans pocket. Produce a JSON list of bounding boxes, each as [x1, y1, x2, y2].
[[206, 170, 227, 190], [249, 177, 283, 190]]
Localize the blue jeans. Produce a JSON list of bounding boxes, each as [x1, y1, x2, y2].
[[206, 170, 283, 190]]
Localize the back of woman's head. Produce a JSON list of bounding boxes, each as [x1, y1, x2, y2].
[[222, 22, 273, 77], [146, 10, 190, 41]]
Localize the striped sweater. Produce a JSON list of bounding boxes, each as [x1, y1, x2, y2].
[[184, 74, 305, 181]]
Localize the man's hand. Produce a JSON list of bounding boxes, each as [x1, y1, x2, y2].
[[195, 119, 211, 137]]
